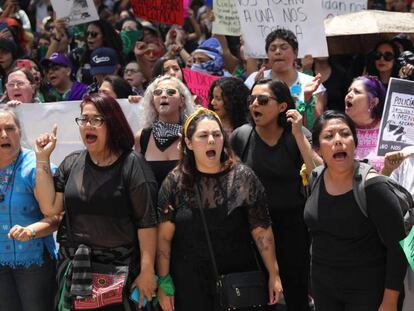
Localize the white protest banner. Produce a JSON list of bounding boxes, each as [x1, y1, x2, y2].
[[235, 0, 328, 59], [376, 78, 414, 157], [12, 100, 141, 165], [212, 0, 241, 36], [51, 0, 99, 26], [321, 0, 367, 19]]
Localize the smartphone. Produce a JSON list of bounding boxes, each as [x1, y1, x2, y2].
[[129, 288, 147, 306], [16, 60, 32, 70]]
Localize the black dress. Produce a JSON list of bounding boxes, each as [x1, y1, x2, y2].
[[140, 127, 178, 188], [158, 163, 272, 311]]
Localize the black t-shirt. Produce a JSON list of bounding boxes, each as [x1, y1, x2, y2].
[[304, 177, 407, 290], [54, 150, 158, 248], [231, 125, 310, 215]]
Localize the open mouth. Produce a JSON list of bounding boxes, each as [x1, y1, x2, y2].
[[206, 150, 216, 159], [160, 101, 169, 106], [333, 151, 347, 160], [0, 143, 11, 148], [85, 134, 97, 144], [345, 101, 353, 109], [252, 111, 263, 118]]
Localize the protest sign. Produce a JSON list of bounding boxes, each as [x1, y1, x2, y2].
[[212, 0, 241, 36], [13, 100, 141, 165], [131, 0, 184, 26], [51, 0, 99, 26], [235, 0, 328, 59], [376, 78, 414, 157], [321, 0, 367, 18], [400, 226, 414, 271], [183, 68, 219, 107]]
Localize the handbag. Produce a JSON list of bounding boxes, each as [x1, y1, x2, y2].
[[73, 262, 129, 310], [195, 183, 268, 310]]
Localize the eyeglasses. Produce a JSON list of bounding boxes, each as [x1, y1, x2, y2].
[[124, 68, 140, 74], [86, 31, 99, 38], [75, 116, 105, 127], [247, 94, 277, 106], [6, 80, 30, 88], [373, 51, 394, 61], [153, 88, 178, 96]]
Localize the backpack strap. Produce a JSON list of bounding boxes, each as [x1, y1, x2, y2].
[[309, 164, 326, 193], [139, 128, 152, 156], [232, 124, 253, 161], [352, 161, 375, 217]]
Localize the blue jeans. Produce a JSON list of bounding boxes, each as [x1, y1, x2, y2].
[[0, 256, 56, 311]]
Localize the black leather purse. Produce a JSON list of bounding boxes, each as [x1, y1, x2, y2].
[[195, 184, 268, 310]]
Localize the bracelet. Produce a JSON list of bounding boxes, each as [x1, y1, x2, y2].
[[27, 227, 36, 240], [157, 274, 175, 296], [36, 160, 49, 164]]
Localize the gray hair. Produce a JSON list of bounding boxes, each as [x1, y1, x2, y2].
[[0, 108, 21, 130], [139, 76, 195, 128]]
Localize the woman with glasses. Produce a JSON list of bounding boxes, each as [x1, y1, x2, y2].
[[135, 76, 195, 187], [0, 108, 59, 311], [157, 108, 282, 311], [231, 79, 322, 311], [34, 93, 159, 310], [366, 40, 400, 89], [1, 67, 41, 105], [69, 20, 124, 85]]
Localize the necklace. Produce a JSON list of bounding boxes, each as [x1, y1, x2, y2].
[[91, 153, 119, 166], [0, 154, 19, 203]]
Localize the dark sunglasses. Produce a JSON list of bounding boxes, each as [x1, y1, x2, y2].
[[247, 94, 277, 106], [86, 31, 99, 38], [373, 51, 394, 61], [153, 88, 178, 96]]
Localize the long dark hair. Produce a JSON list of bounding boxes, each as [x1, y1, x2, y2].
[[81, 94, 134, 153], [178, 109, 235, 189], [250, 79, 296, 128], [366, 40, 400, 82], [208, 77, 249, 130]]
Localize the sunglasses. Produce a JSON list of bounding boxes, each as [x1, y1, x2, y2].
[[373, 51, 394, 61], [144, 48, 163, 58], [86, 31, 99, 39], [153, 88, 178, 96], [247, 94, 277, 106]]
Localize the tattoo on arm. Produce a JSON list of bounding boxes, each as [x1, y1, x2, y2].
[[38, 164, 51, 175], [157, 250, 170, 261], [254, 235, 273, 253]]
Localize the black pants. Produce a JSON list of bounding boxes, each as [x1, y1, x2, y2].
[[270, 211, 311, 311], [311, 263, 386, 311]]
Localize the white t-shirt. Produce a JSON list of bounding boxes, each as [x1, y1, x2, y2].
[[244, 70, 326, 103]]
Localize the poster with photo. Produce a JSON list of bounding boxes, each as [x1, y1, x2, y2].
[[376, 78, 414, 156], [51, 0, 99, 26]]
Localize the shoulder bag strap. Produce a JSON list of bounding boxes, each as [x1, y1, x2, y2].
[[195, 183, 220, 278]]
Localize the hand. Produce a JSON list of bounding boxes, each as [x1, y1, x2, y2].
[[128, 95, 142, 104], [35, 124, 57, 160], [399, 64, 414, 79], [158, 288, 174, 311], [286, 109, 303, 137], [134, 41, 148, 57], [303, 73, 321, 102], [130, 269, 157, 308], [166, 44, 182, 57], [383, 150, 406, 175], [301, 54, 314, 72], [255, 66, 266, 83], [8, 225, 34, 241], [6, 100, 22, 107], [268, 273, 283, 305]]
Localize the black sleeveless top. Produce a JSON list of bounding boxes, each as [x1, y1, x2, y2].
[[140, 127, 178, 188]]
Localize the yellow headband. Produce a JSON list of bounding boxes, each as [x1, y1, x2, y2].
[[183, 107, 222, 138]]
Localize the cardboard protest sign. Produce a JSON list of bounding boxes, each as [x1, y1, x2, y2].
[[235, 0, 328, 59], [400, 226, 414, 271], [183, 68, 220, 107], [212, 0, 241, 36], [51, 0, 99, 26], [376, 78, 414, 157], [131, 0, 184, 26], [322, 0, 367, 19], [12, 100, 141, 165]]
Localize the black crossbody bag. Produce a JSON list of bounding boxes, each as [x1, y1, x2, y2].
[[195, 183, 267, 310]]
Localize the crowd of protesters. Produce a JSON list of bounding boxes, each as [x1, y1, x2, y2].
[[1, 0, 414, 310]]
